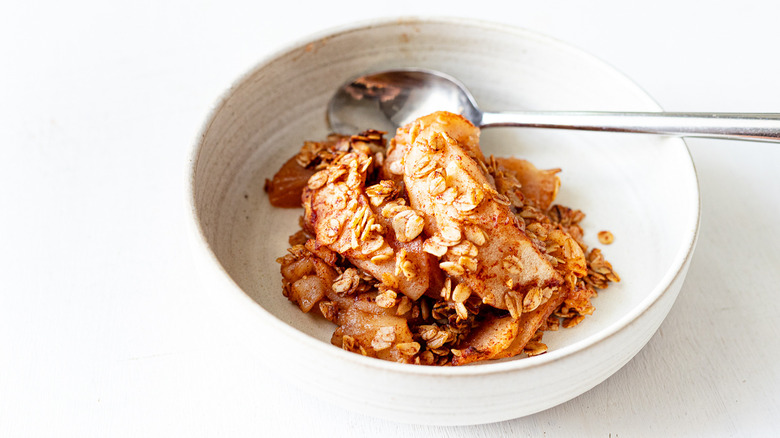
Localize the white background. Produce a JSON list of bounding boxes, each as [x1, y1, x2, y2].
[[2, 1, 779, 436]]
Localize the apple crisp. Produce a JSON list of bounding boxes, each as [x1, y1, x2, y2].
[[265, 111, 619, 365]]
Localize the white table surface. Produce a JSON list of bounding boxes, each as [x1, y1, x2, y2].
[[2, 1, 779, 436]]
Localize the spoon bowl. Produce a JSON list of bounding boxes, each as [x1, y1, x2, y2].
[[328, 69, 482, 134], [329, 68, 780, 142]]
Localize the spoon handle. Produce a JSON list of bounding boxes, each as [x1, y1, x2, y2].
[[479, 111, 780, 142]]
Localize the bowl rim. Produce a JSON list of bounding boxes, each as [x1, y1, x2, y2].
[[188, 15, 701, 377]]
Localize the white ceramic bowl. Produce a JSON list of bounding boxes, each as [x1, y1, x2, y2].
[[188, 17, 700, 425]]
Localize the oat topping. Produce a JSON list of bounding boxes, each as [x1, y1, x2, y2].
[[375, 289, 398, 308], [439, 261, 466, 277], [463, 224, 487, 246], [392, 209, 425, 242], [332, 268, 359, 294], [422, 236, 449, 258], [267, 112, 619, 366], [396, 296, 413, 316], [439, 225, 462, 244], [395, 341, 421, 356], [598, 230, 614, 245], [371, 326, 397, 351]]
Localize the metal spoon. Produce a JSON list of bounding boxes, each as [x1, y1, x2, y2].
[[327, 68, 780, 142]]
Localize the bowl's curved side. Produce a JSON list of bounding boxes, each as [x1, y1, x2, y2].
[[188, 16, 700, 425]]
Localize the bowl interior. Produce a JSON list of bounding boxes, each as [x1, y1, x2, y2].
[[192, 19, 699, 365]]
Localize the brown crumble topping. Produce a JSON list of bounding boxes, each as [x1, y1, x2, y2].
[[598, 230, 614, 245], [266, 112, 620, 365]]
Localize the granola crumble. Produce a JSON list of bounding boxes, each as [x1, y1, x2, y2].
[[266, 111, 620, 365]]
